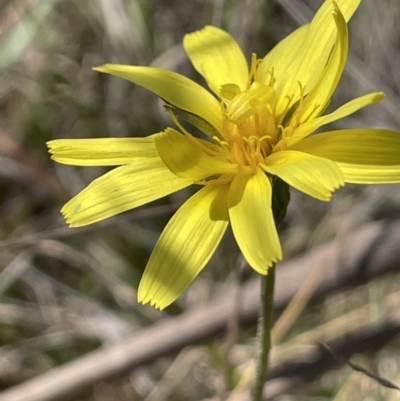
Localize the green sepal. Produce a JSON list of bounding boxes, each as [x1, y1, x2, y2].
[[163, 103, 223, 140], [271, 176, 290, 225], [281, 99, 300, 127]]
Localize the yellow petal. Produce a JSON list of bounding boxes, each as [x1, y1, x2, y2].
[[288, 129, 400, 183], [263, 150, 344, 201], [47, 137, 157, 166], [299, 3, 348, 123], [62, 158, 192, 227], [183, 25, 248, 96], [94, 64, 222, 133], [220, 83, 241, 101], [256, 24, 309, 85], [138, 184, 229, 309], [155, 128, 237, 180], [228, 169, 281, 274], [262, 0, 361, 108], [335, 163, 400, 183], [289, 92, 384, 143], [226, 82, 275, 124]]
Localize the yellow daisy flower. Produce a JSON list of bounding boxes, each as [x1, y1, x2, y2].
[[48, 0, 400, 309]]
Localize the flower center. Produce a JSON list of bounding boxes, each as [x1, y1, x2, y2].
[[217, 113, 274, 169], [167, 54, 307, 180], [216, 56, 279, 170], [216, 55, 308, 168]]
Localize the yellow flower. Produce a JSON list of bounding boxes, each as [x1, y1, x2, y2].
[[48, 0, 400, 309]]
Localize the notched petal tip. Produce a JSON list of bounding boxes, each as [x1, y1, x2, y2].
[[61, 206, 78, 227], [255, 253, 283, 275], [138, 297, 167, 311], [137, 283, 172, 311], [47, 140, 64, 155], [264, 151, 345, 202]]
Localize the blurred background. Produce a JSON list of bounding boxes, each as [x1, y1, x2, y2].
[[1, 0, 400, 400]]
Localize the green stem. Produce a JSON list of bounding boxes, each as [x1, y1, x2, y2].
[[251, 263, 276, 401]]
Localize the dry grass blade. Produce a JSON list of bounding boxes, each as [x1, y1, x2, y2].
[[0, 0, 57, 70], [0, 251, 32, 296], [144, 348, 205, 401], [0, 219, 400, 401]]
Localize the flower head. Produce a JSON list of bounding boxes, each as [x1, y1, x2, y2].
[[48, 0, 400, 309]]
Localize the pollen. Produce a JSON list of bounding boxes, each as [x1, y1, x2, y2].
[[246, 53, 260, 89], [218, 70, 281, 170], [168, 52, 307, 176]]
